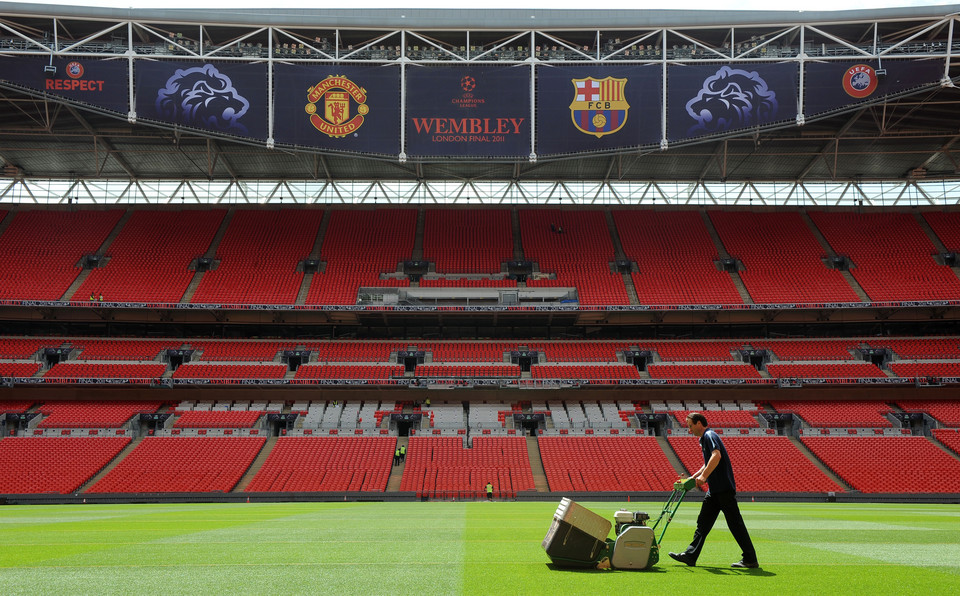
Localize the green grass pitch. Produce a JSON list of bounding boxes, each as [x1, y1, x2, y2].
[[1, 500, 958, 595]]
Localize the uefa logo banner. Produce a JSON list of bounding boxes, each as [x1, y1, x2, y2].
[[569, 77, 630, 138]]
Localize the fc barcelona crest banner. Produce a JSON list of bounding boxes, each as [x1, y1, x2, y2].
[[803, 59, 945, 119], [537, 65, 660, 156], [274, 64, 400, 155], [405, 65, 530, 158], [667, 62, 798, 143], [135, 60, 268, 141]]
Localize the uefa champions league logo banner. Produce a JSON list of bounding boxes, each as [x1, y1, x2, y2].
[[667, 62, 798, 143], [536, 65, 661, 156], [803, 59, 945, 119], [405, 65, 530, 158], [135, 60, 268, 140], [0, 55, 128, 114], [273, 63, 400, 155]]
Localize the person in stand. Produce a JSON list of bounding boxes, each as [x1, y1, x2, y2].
[[399, 444, 406, 463], [394, 446, 401, 466], [98, 293, 103, 302], [89, 292, 95, 301], [669, 412, 759, 569], [485, 481, 494, 501]]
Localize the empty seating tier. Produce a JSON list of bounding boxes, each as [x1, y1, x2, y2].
[[889, 362, 960, 378], [770, 400, 893, 428], [669, 436, 843, 493], [37, 400, 163, 428], [44, 362, 168, 381], [0, 437, 130, 494], [800, 436, 960, 493], [295, 364, 403, 380], [668, 410, 760, 428], [531, 365, 641, 381], [0, 400, 34, 413], [615, 210, 743, 305], [810, 211, 960, 301], [76, 209, 225, 303], [0, 362, 41, 377], [765, 363, 887, 379], [245, 436, 396, 492], [191, 209, 323, 304], [173, 411, 263, 428], [171, 364, 287, 380], [521, 210, 628, 305], [539, 436, 677, 491], [710, 211, 860, 304], [306, 209, 416, 305], [647, 364, 762, 379], [898, 400, 960, 426], [932, 429, 960, 456], [400, 436, 535, 499], [423, 209, 513, 274], [88, 436, 265, 493], [0, 210, 124, 301], [72, 339, 175, 361]]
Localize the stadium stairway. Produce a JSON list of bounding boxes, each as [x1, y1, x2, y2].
[[655, 434, 689, 478], [0, 209, 15, 236], [526, 436, 549, 492], [412, 209, 426, 261], [800, 210, 870, 301], [61, 209, 133, 301], [700, 210, 753, 304], [604, 210, 639, 305], [295, 210, 331, 305], [787, 434, 853, 491], [79, 435, 143, 493], [233, 435, 278, 491], [181, 209, 235, 303], [511, 209, 523, 262], [385, 436, 408, 491], [914, 211, 960, 283]]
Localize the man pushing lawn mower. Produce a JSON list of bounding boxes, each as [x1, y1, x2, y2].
[[669, 412, 760, 569]]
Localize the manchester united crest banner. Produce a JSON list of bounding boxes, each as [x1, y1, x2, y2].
[[274, 63, 400, 155], [667, 62, 798, 143], [536, 65, 660, 156], [135, 60, 268, 140], [405, 66, 530, 158], [803, 59, 945, 119]]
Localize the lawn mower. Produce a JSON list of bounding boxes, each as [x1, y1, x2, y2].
[[542, 477, 697, 570]]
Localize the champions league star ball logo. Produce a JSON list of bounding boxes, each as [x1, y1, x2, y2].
[[842, 64, 878, 99], [460, 76, 476, 93]]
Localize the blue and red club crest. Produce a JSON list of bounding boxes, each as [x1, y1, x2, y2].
[[842, 64, 878, 99], [569, 77, 630, 138]]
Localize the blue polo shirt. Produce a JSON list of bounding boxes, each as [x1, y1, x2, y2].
[[700, 428, 736, 494]]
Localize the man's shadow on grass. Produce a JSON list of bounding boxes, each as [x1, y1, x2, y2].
[[547, 564, 776, 578]]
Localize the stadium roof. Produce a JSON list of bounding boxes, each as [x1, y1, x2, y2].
[[1, 2, 960, 205]]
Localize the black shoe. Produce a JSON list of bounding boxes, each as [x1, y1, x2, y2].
[[731, 559, 759, 569], [668, 552, 696, 567]]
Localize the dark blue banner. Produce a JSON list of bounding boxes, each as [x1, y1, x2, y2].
[[405, 66, 530, 158], [668, 63, 798, 142], [536, 65, 661, 155], [804, 59, 945, 118], [135, 60, 268, 140], [0, 56, 128, 114], [274, 64, 400, 155]]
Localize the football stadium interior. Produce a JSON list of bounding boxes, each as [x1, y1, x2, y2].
[[1, 3, 960, 504]]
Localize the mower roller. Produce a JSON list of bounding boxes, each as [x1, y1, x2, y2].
[[542, 477, 697, 570]]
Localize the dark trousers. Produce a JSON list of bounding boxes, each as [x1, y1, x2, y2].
[[683, 491, 757, 564]]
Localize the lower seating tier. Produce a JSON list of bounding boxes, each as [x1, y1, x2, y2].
[[539, 436, 677, 491], [88, 436, 265, 493], [669, 436, 844, 493], [245, 436, 396, 492], [0, 437, 130, 494], [800, 436, 960, 493]]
